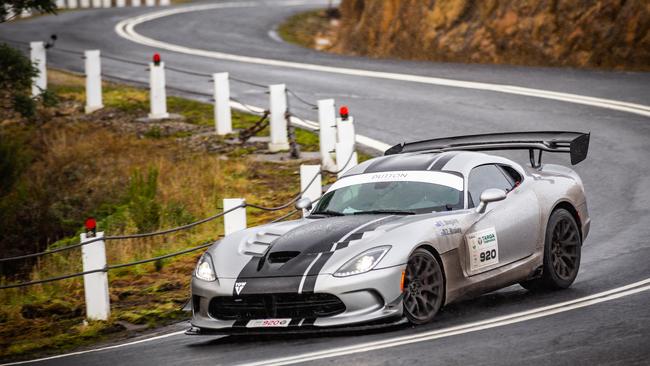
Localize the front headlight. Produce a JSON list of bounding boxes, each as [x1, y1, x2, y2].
[[195, 252, 216, 281], [333, 246, 391, 277]]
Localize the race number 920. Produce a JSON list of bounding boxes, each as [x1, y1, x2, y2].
[[480, 249, 497, 262]]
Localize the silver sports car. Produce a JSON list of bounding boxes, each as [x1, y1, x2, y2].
[[188, 131, 590, 334]]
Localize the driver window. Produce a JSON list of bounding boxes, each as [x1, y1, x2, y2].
[[468, 164, 514, 208]]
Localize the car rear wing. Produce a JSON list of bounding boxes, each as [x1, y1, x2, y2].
[[384, 131, 590, 167]]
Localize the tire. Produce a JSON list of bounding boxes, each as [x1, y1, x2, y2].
[[403, 248, 445, 324], [520, 208, 582, 291]]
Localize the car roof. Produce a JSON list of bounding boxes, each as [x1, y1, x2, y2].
[[343, 151, 519, 178]]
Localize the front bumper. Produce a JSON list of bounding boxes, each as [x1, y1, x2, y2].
[[190, 264, 406, 333]]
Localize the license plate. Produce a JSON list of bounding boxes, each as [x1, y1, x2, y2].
[[246, 319, 291, 328]]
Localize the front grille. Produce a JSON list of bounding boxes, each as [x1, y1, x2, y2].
[[209, 293, 346, 320]]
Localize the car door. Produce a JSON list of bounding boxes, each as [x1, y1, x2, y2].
[[463, 164, 541, 276]]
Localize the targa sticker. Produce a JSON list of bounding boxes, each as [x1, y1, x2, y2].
[[466, 227, 499, 271]]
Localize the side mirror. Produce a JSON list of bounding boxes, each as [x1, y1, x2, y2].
[[476, 188, 506, 214], [295, 197, 312, 211]]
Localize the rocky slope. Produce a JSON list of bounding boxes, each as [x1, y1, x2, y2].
[[332, 0, 650, 70]]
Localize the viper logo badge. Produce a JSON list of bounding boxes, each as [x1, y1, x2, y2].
[[235, 282, 246, 295]]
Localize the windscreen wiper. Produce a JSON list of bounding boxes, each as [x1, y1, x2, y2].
[[352, 210, 416, 215], [309, 210, 346, 217]]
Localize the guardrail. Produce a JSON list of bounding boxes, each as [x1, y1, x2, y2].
[[0, 35, 362, 321], [4, 0, 171, 21]]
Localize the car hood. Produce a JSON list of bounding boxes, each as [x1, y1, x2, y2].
[[209, 211, 467, 281]]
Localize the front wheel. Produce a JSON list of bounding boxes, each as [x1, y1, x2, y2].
[[521, 208, 582, 291], [403, 248, 445, 324]]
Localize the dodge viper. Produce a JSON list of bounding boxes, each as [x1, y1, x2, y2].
[[188, 131, 590, 333]]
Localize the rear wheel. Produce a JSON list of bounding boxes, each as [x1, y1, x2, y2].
[[403, 248, 444, 324], [521, 208, 582, 291]]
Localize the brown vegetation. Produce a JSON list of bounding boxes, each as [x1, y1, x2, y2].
[[287, 0, 650, 70]]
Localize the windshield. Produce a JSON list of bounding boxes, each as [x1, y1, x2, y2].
[[313, 180, 463, 215]]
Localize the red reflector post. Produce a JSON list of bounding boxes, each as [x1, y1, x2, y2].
[[153, 53, 161, 66], [339, 105, 349, 120], [85, 217, 97, 237]]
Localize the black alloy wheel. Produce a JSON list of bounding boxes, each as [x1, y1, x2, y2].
[[521, 208, 582, 291], [403, 248, 444, 324]]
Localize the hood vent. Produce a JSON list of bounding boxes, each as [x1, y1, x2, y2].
[[267, 251, 300, 264], [242, 231, 281, 257]]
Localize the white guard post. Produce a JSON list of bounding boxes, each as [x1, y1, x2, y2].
[[20, 9, 31, 18], [224, 198, 247, 236], [318, 99, 337, 172], [335, 107, 358, 177], [56, 0, 66, 8], [148, 58, 169, 119], [268, 84, 289, 152], [81, 232, 110, 321], [68, 0, 79, 9], [116, 0, 126, 7], [300, 165, 321, 217], [30, 42, 46, 97], [79, 0, 89, 8], [132, 0, 141, 7], [159, 0, 170, 5], [101, 0, 111, 7], [213, 72, 232, 135], [91, 0, 101, 7], [85, 50, 103, 113], [145, 0, 155, 6]]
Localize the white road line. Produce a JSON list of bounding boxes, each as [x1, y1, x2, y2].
[[1, 330, 186, 366], [239, 278, 650, 366], [114, 1, 650, 119]]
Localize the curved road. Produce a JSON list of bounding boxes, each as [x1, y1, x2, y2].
[[2, 1, 650, 365]]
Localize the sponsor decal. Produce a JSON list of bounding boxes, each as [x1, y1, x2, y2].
[[436, 219, 461, 236], [465, 227, 499, 271], [370, 172, 409, 180], [235, 281, 247, 295]]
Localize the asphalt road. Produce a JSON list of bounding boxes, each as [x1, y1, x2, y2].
[[2, 1, 650, 365]]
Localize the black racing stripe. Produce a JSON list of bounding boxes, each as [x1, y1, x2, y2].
[[348, 232, 364, 240], [335, 241, 349, 250], [429, 151, 460, 171], [300, 252, 333, 294]]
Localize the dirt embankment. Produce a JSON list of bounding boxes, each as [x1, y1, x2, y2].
[[331, 0, 650, 70]]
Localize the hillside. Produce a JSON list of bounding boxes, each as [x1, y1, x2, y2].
[[285, 0, 650, 70]]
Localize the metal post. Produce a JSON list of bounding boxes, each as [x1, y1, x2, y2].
[[56, 0, 66, 8], [102, 0, 111, 7], [68, 0, 79, 8], [132, 0, 141, 7], [318, 99, 337, 171], [85, 50, 103, 114], [159, 0, 170, 5], [81, 232, 110, 321], [336, 142, 358, 178], [30, 42, 46, 97], [300, 165, 321, 217], [145, 0, 155, 6], [224, 199, 246, 236], [116, 0, 125, 7], [213, 72, 232, 135], [79, 0, 89, 7], [268, 84, 289, 152], [148, 61, 169, 119], [91, 0, 101, 7], [20, 9, 31, 18]]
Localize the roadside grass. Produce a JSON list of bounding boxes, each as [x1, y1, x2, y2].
[[277, 9, 333, 49], [0, 69, 349, 361]]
